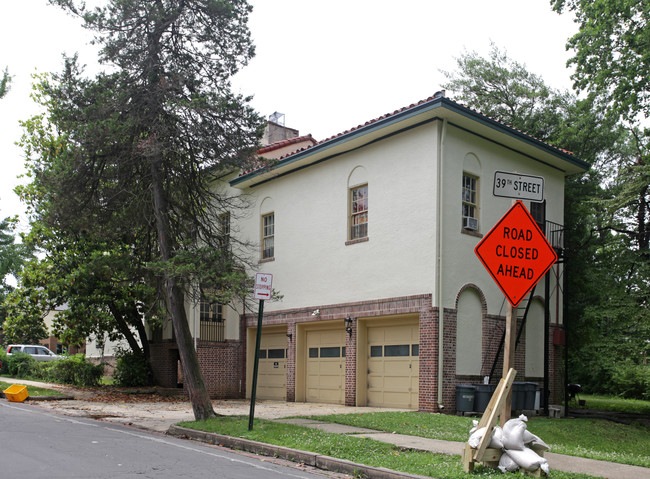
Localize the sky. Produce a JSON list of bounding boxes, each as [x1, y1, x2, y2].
[[0, 0, 579, 227]]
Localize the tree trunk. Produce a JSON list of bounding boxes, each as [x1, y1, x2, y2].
[[150, 156, 215, 421], [131, 304, 151, 361], [108, 301, 143, 357]]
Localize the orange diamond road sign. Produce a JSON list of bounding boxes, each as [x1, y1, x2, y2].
[[475, 201, 557, 307]]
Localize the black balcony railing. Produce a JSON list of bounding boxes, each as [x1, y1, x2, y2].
[[545, 220, 564, 255], [200, 320, 225, 342]]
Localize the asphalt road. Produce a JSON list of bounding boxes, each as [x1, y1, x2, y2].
[[0, 401, 341, 479]]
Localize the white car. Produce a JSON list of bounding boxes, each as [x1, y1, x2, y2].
[[6, 344, 62, 361]]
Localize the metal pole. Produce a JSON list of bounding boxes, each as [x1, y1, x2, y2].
[[248, 300, 264, 431], [544, 273, 550, 416]]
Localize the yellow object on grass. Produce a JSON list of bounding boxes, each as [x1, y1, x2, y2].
[[3, 384, 29, 402]]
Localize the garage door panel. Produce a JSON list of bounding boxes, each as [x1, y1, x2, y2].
[[366, 323, 419, 409], [306, 330, 345, 405], [253, 333, 287, 400]]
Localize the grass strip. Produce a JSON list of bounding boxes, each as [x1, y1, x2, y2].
[[575, 394, 650, 415], [0, 380, 65, 397], [305, 412, 650, 468], [180, 416, 594, 479]]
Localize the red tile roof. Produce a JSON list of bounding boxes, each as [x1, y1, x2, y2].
[[257, 134, 317, 155], [239, 95, 578, 179]]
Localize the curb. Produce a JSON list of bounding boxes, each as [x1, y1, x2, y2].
[[168, 425, 428, 479], [1, 393, 74, 401]]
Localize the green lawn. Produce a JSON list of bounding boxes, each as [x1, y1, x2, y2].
[[575, 394, 650, 415], [1, 380, 65, 397], [180, 415, 594, 479], [180, 395, 650, 477], [307, 411, 650, 468]]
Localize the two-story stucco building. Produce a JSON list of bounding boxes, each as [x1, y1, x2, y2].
[[149, 92, 588, 413]]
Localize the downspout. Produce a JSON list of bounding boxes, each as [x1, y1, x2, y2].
[[194, 286, 198, 351], [436, 117, 448, 410]]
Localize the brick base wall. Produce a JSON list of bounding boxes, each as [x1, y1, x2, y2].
[[418, 307, 438, 412], [197, 340, 245, 399], [149, 340, 245, 398], [149, 341, 180, 388]]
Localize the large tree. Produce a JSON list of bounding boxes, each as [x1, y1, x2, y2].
[[24, 0, 263, 420], [0, 217, 34, 334], [551, 0, 650, 256], [551, 0, 650, 125], [3, 221, 160, 356], [551, 0, 650, 388]]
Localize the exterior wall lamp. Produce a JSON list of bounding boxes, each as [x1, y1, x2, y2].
[[344, 317, 354, 337], [286, 333, 292, 341]]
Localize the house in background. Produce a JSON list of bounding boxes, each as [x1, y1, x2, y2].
[[41, 306, 85, 356], [149, 92, 588, 413]]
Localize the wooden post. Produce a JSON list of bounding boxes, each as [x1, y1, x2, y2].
[[501, 302, 517, 426], [462, 368, 517, 473]]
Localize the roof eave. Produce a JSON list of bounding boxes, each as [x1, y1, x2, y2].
[[230, 97, 589, 188]]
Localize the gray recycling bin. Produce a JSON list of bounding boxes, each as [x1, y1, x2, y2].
[[474, 384, 496, 412], [512, 382, 526, 411], [456, 385, 476, 412], [524, 382, 537, 410]]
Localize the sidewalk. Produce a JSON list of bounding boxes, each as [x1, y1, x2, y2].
[[3, 378, 648, 479]]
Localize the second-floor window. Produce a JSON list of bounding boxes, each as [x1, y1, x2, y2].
[[350, 184, 368, 240], [462, 174, 479, 231], [262, 212, 274, 259]]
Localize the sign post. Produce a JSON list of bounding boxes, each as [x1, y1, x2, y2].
[[248, 273, 273, 431], [475, 201, 556, 424]]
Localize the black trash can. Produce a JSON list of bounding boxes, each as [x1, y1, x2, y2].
[[524, 383, 537, 410], [512, 382, 526, 411], [456, 385, 476, 412], [474, 384, 496, 412]]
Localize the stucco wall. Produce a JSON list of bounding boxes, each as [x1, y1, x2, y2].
[[439, 124, 565, 323], [234, 122, 441, 312]]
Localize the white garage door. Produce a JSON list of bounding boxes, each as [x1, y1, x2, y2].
[[306, 329, 345, 404], [367, 323, 419, 408]]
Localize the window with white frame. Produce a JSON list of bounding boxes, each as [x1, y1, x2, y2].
[[262, 212, 274, 259], [462, 174, 479, 231], [350, 184, 368, 240]]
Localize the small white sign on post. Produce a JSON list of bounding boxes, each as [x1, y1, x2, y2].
[[493, 171, 544, 202], [254, 273, 273, 300]]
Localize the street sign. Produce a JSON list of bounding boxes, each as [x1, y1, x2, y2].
[[493, 171, 544, 202], [254, 273, 273, 300], [475, 201, 557, 307]]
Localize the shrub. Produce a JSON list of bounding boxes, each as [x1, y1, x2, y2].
[[7, 351, 39, 378], [113, 350, 153, 387], [46, 354, 104, 387], [611, 362, 650, 400], [0, 348, 8, 375]]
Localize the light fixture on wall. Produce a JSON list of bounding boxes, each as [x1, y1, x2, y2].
[[286, 333, 292, 341], [344, 317, 354, 337]]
